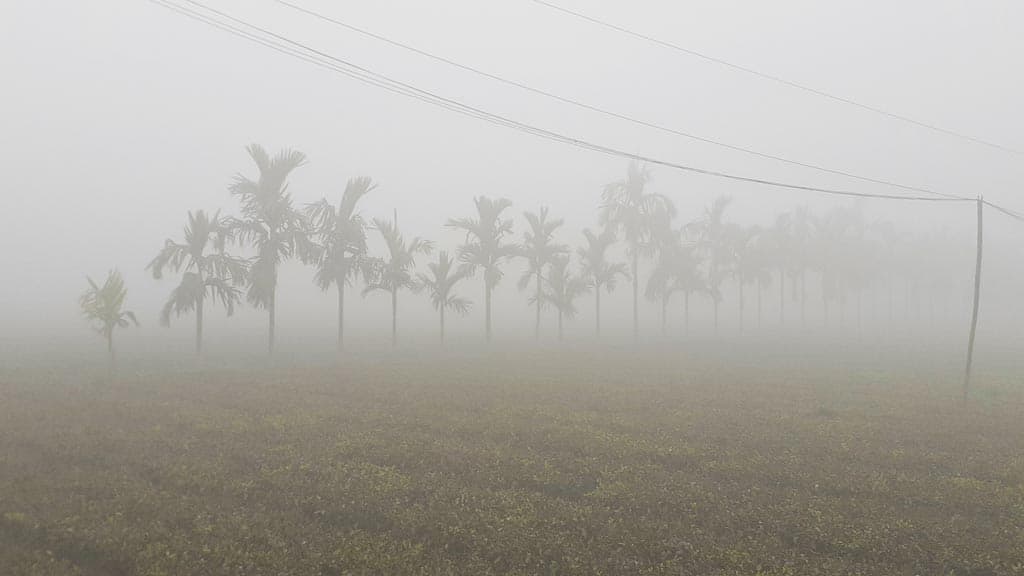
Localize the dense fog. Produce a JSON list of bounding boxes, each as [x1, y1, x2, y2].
[[2, 0, 1022, 361]]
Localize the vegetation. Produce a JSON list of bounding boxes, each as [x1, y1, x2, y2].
[[2, 349, 1022, 575], [363, 217, 432, 347], [78, 270, 138, 370]]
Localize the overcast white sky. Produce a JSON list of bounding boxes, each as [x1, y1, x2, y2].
[[1, 0, 1021, 349]]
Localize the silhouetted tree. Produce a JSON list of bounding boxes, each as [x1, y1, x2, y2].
[[601, 161, 675, 341], [728, 224, 771, 333], [419, 251, 472, 344], [541, 256, 590, 340], [689, 196, 732, 332], [447, 196, 517, 342], [148, 210, 247, 355], [519, 206, 567, 339], [229, 144, 312, 355], [79, 270, 138, 372], [578, 227, 628, 336], [306, 176, 377, 351], [364, 217, 432, 347], [647, 218, 702, 336]]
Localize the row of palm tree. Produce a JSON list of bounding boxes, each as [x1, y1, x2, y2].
[[81, 144, 972, 363]]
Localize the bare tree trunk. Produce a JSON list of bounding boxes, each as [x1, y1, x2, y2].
[[196, 294, 204, 356], [337, 282, 345, 352], [535, 271, 542, 340], [268, 290, 276, 356], [684, 290, 690, 336], [391, 287, 398, 348], [558, 310, 564, 341], [714, 298, 720, 333], [595, 288, 601, 336], [738, 282, 744, 334], [485, 282, 492, 342], [779, 267, 785, 324], [440, 306, 445, 345], [661, 295, 667, 337], [632, 252, 639, 342], [107, 331, 115, 379]]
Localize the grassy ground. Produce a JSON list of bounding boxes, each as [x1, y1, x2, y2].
[[1, 346, 1023, 575]]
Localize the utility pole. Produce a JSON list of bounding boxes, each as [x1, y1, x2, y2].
[[963, 196, 983, 401]]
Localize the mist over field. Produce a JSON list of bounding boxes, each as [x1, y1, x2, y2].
[[2, 1, 1023, 575]]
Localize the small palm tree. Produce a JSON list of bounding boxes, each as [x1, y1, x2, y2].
[[229, 144, 311, 355], [577, 227, 628, 336], [418, 251, 472, 344], [79, 270, 138, 371], [727, 224, 772, 333], [447, 196, 517, 342], [541, 256, 590, 340], [646, 222, 702, 337], [363, 217, 432, 347], [305, 176, 377, 351], [518, 206, 568, 339], [148, 210, 247, 355], [601, 161, 675, 341]]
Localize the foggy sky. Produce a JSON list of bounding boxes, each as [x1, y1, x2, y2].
[[2, 0, 1022, 351]]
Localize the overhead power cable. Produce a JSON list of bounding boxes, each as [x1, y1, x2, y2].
[[272, 0, 960, 200], [150, 0, 981, 208], [527, 0, 1022, 157]]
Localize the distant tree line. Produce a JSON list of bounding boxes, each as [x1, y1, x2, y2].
[[80, 144, 970, 364]]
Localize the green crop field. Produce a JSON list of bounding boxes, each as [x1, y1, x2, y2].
[[2, 347, 1023, 575]]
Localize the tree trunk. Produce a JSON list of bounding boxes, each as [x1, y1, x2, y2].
[[558, 310, 564, 341], [485, 282, 492, 342], [684, 290, 690, 336], [632, 252, 639, 342], [391, 287, 398, 348], [779, 267, 785, 323], [107, 331, 115, 378], [714, 298, 719, 333], [196, 294, 204, 356], [800, 271, 807, 328], [535, 271, 541, 340], [738, 282, 744, 334], [337, 281, 345, 352], [661, 295, 667, 337], [757, 278, 763, 329], [268, 290, 276, 356], [595, 288, 601, 336], [440, 306, 445, 345]]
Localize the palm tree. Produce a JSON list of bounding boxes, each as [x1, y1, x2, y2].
[[418, 251, 472, 344], [728, 224, 771, 333], [229, 144, 311, 355], [601, 161, 674, 341], [79, 269, 138, 371], [305, 176, 377, 351], [363, 217, 432, 347], [447, 196, 517, 342], [689, 196, 732, 332], [578, 227, 628, 336], [147, 210, 247, 355], [518, 206, 568, 339], [646, 222, 702, 336], [541, 256, 590, 340]]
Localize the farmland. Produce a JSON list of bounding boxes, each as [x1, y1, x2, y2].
[[2, 344, 1023, 575]]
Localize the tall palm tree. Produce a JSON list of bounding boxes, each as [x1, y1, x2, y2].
[[646, 222, 702, 336], [728, 224, 771, 333], [601, 161, 674, 341], [447, 196, 517, 342], [541, 256, 590, 340], [577, 227, 628, 336], [418, 251, 472, 344], [229, 144, 311, 355], [518, 206, 567, 339], [305, 176, 377, 351], [689, 196, 732, 332], [147, 210, 247, 355], [363, 217, 432, 347], [79, 269, 138, 371]]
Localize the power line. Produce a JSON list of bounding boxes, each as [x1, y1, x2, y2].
[[272, 0, 961, 201], [150, 0, 974, 206], [527, 0, 1023, 157]]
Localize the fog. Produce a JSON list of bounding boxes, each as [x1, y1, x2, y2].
[[3, 1, 1022, 364]]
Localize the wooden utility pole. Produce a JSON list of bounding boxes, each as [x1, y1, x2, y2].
[[963, 196, 984, 401]]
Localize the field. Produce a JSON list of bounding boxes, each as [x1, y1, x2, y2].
[[1, 344, 1023, 575]]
